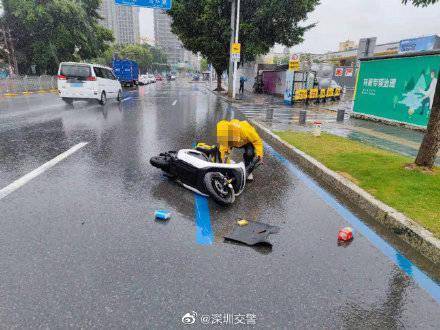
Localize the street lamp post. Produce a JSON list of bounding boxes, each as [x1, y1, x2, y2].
[[232, 0, 240, 99], [227, 0, 236, 96]]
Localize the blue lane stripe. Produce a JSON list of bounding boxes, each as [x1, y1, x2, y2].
[[266, 144, 440, 304], [194, 194, 214, 245]]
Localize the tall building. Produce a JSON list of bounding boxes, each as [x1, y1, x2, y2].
[[99, 1, 140, 44], [153, 10, 184, 66]]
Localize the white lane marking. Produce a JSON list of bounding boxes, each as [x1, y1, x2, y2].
[[0, 142, 88, 200], [122, 97, 133, 102], [172, 99, 177, 106]]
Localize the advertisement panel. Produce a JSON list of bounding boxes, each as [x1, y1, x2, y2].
[[399, 35, 439, 53], [354, 54, 440, 127], [284, 71, 294, 104], [115, 0, 172, 9]]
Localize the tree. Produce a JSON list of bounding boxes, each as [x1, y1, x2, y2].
[[402, 0, 439, 6], [145, 45, 169, 72], [1, 0, 113, 74], [402, 0, 440, 168], [119, 44, 153, 72], [200, 57, 209, 72], [168, 0, 319, 90], [415, 79, 440, 167], [89, 43, 168, 73]]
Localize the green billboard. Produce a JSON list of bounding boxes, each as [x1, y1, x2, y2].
[[353, 54, 440, 127]]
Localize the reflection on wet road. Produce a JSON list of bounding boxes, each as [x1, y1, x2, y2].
[[0, 81, 439, 328]]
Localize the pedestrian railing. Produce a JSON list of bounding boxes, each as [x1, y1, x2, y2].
[[0, 75, 57, 95]]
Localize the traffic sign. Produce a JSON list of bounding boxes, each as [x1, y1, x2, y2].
[[231, 53, 241, 62], [288, 60, 300, 71], [115, 0, 172, 10], [231, 43, 241, 55]]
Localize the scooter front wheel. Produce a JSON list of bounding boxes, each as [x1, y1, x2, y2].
[[204, 172, 235, 206]]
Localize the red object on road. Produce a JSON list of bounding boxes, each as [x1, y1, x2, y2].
[[337, 227, 353, 241]]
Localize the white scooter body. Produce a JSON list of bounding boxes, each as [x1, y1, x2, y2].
[[176, 149, 247, 196]]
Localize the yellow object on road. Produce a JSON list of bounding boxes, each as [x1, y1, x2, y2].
[[237, 219, 249, 226]]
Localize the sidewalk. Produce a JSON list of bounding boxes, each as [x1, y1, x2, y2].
[[222, 88, 438, 165]]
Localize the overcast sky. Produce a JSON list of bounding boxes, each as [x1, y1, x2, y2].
[[139, 0, 440, 53]]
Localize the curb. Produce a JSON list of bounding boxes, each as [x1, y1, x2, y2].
[[351, 112, 427, 132], [204, 84, 440, 264], [250, 119, 440, 265]]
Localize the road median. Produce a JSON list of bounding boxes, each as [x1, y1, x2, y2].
[[250, 119, 440, 265]]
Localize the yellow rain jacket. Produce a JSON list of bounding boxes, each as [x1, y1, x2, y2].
[[217, 119, 263, 161]]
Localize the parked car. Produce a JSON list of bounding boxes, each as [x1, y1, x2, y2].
[[139, 74, 150, 85], [57, 62, 122, 105], [166, 73, 176, 81], [148, 74, 156, 83], [112, 59, 139, 87]]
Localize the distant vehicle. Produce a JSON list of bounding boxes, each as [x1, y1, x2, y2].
[[192, 74, 200, 81], [166, 73, 176, 81], [57, 62, 122, 105], [139, 74, 150, 85], [112, 59, 139, 87], [139, 74, 157, 85], [148, 74, 156, 83], [155, 74, 163, 81]]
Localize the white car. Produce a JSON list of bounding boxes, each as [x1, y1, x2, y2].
[[139, 74, 150, 85], [139, 74, 156, 85], [57, 62, 122, 105]]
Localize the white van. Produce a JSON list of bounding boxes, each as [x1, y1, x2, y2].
[[57, 62, 122, 105]]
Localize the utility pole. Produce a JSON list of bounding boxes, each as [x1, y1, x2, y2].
[[231, 0, 240, 99], [227, 0, 235, 96]]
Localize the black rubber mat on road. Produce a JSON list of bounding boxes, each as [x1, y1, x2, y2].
[[224, 220, 280, 246]]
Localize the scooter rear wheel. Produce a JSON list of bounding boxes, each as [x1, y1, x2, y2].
[[204, 172, 235, 206]]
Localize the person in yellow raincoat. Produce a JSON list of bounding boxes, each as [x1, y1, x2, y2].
[[216, 119, 263, 180]]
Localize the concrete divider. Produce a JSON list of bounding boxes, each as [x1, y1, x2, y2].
[[250, 119, 440, 265]]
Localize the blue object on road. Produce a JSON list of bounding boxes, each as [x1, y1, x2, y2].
[[194, 194, 213, 245], [115, 0, 172, 10], [155, 210, 171, 220], [112, 59, 139, 86]]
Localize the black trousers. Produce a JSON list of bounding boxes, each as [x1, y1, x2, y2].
[[239, 83, 244, 93], [242, 143, 255, 167]]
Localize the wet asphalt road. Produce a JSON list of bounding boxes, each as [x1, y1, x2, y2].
[[0, 81, 439, 328]]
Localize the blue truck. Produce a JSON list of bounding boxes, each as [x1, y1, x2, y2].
[[112, 59, 139, 87]]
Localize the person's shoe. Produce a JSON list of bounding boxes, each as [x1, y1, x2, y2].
[[247, 173, 254, 182]]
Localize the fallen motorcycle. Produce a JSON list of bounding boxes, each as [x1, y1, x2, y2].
[[150, 146, 259, 205]]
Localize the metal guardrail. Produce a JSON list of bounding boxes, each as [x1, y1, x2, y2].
[[0, 75, 57, 94]]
